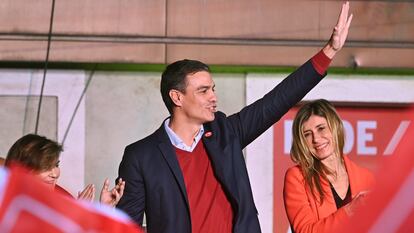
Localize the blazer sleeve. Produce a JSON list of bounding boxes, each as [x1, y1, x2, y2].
[[283, 167, 348, 233], [116, 145, 145, 225], [227, 60, 325, 148]]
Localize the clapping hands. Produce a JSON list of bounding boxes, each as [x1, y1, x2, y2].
[[77, 178, 125, 207]]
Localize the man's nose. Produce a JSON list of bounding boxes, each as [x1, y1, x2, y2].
[[210, 90, 217, 102]]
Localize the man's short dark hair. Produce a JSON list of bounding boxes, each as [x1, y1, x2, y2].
[[5, 134, 63, 171], [160, 59, 210, 114]]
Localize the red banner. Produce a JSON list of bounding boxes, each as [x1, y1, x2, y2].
[[338, 108, 414, 232]]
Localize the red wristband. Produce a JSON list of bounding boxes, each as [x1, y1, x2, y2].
[[311, 50, 332, 75]]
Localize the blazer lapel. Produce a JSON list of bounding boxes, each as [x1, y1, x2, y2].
[[343, 156, 357, 197], [155, 125, 190, 207], [202, 125, 240, 204], [314, 174, 338, 219], [317, 156, 355, 218]]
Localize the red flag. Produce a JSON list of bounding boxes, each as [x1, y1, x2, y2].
[[0, 165, 143, 233]]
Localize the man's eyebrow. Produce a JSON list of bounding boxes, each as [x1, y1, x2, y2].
[[196, 85, 212, 90]]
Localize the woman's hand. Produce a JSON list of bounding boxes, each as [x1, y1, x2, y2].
[[344, 190, 370, 216], [99, 178, 125, 207], [77, 184, 95, 201]]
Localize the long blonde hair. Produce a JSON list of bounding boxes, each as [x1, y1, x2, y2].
[[290, 99, 345, 203]]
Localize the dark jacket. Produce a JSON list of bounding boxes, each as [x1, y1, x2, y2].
[[117, 60, 324, 233]]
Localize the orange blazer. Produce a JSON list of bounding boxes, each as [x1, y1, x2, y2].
[[283, 156, 375, 233]]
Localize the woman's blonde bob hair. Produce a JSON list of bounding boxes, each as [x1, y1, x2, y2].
[[290, 99, 345, 202]]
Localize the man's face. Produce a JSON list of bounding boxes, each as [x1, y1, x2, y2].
[[179, 71, 217, 124]]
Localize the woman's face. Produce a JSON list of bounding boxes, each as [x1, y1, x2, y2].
[[36, 160, 60, 189], [302, 115, 335, 161]]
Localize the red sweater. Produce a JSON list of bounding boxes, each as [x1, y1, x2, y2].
[[176, 142, 233, 233]]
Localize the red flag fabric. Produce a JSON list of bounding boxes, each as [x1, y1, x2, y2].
[[0, 165, 143, 233], [337, 108, 414, 233]]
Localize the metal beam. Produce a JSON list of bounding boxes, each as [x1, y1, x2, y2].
[[0, 32, 413, 49]]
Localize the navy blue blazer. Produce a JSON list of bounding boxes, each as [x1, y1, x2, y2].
[[117, 60, 325, 233]]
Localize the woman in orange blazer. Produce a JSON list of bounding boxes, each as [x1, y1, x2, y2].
[[283, 99, 375, 233]]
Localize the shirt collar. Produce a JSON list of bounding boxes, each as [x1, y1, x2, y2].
[[164, 118, 204, 152]]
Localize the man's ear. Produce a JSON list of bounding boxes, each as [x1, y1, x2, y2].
[[169, 89, 183, 107]]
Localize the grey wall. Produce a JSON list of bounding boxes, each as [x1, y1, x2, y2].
[[0, 96, 57, 157]]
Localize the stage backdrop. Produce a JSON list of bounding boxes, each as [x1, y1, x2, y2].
[[245, 73, 414, 233]]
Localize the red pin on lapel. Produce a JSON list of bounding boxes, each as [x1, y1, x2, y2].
[[204, 131, 213, 137]]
